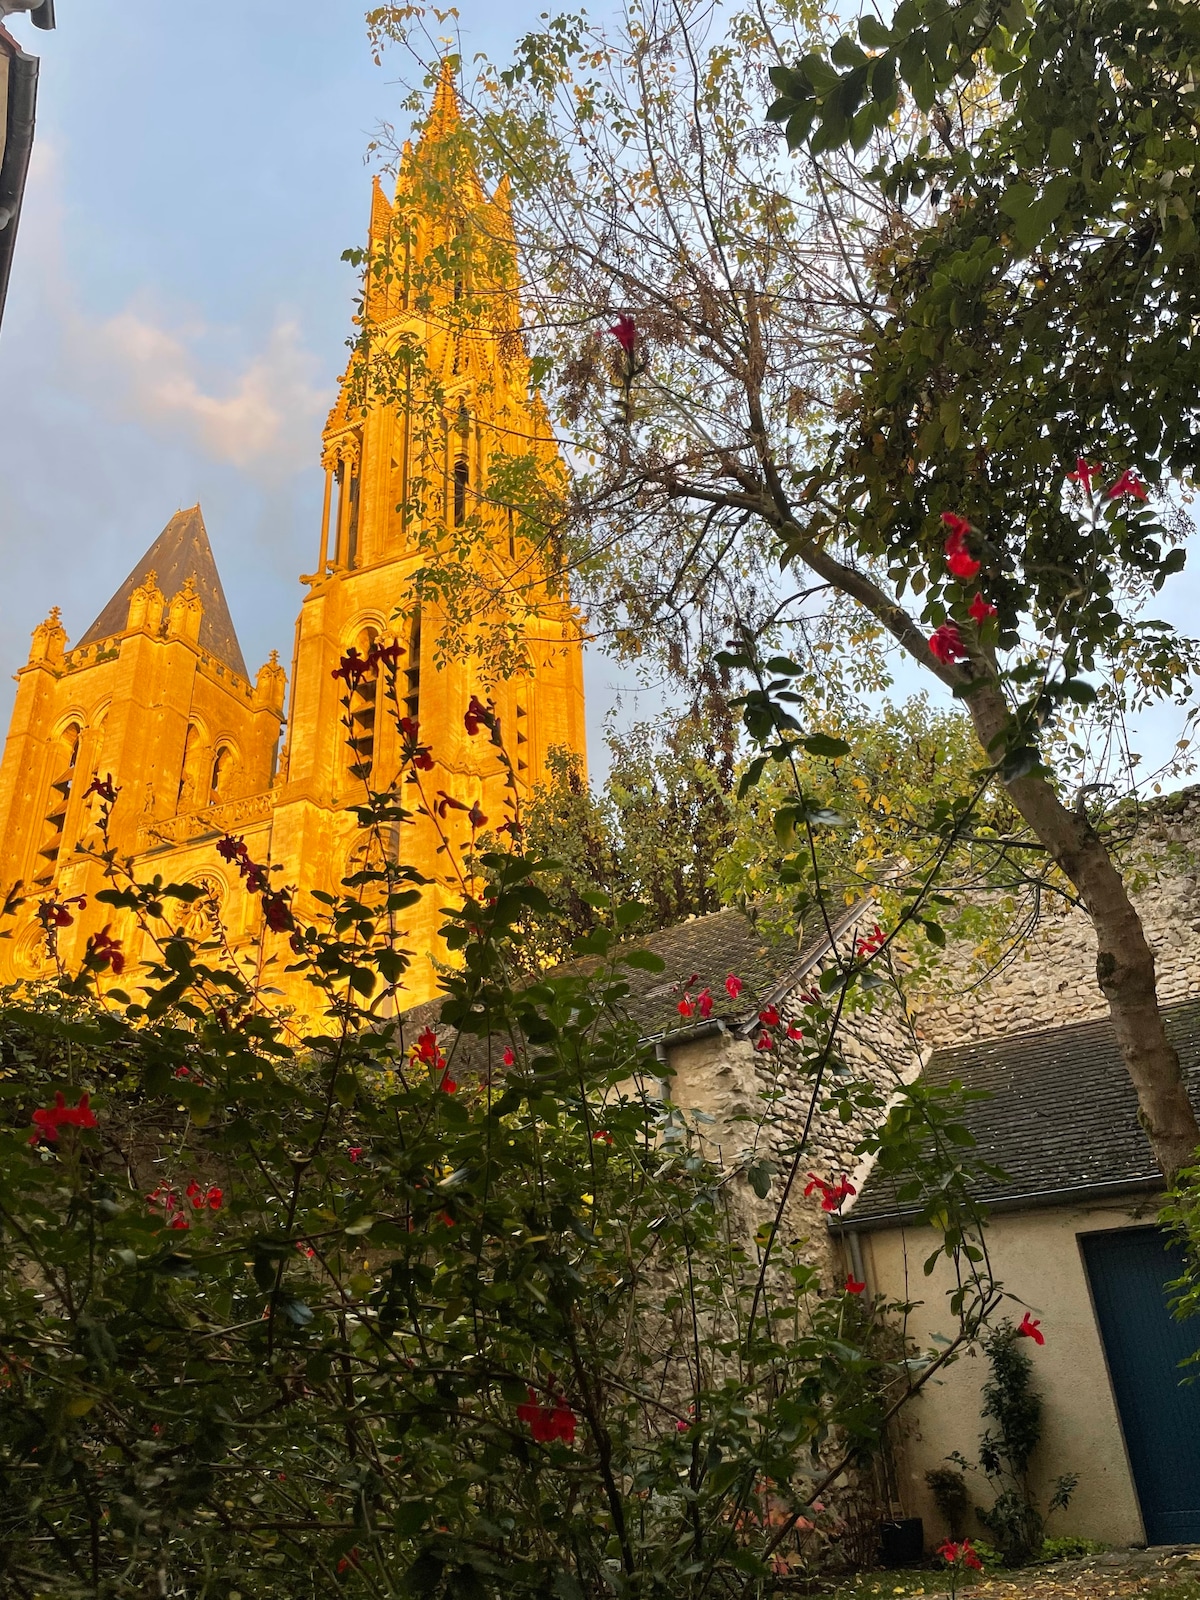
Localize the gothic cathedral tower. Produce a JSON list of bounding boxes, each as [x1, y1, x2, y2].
[[0, 67, 586, 1015], [270, 64, 587, 1003]]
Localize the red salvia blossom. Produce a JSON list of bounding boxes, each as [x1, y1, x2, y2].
[[845, 1274, 866, 1294], [677, 994, 694, 1018], [753, 1029, 773, 1052], [1107, 468, 1148, 501], [347, 1146, 363, 1163], [440, 1072, 458, 1095], [929, 623, 968, 665], [331, 647, 372, 686], [337, 1551, 361, 1575], [29, 1091, 97, 1145], [84, 772, 118, 804], [608, 314, 637, 353], [593, 1130, 613, 1146], [375, 639, 403, 669], [968, 592, 998, 625], [37, 894, 85, 929], [938, 1540, 983, 1572], [724, 973, 743, 1000], [759, 1005, 780, 1028], [1067, 457, 1100, 496], [463, 695, 493, 736], [786, 1022, 804, 1041], [1017, 1312, 1045, 1345], [944, 530, 981, 582], [86, 926, 125, 974], [466, 802, 487, 829], [940, 512, 972, 540], [186, 1180, 223, 1210], [397, 715, 435, 770], [413, 1026, 444, 1068], [857, 923, 886, 957], [261, 890, 295, 934], [697, 988, 713, 1019], [804, 1172, 856, 1212], [216, 835, 249, 865], [517, 1387, 578, 1444], [502, 1047, 516, 1067]]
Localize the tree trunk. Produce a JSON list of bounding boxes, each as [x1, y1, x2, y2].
[[965, 678, 1200, 1182], [775, 523, 1200, 1181]]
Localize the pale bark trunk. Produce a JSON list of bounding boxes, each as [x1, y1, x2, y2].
[[774, 525, 1200, 1180]]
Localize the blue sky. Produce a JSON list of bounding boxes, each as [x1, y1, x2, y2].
[[0, 1, 652, 768], [0, 4, 1196, 793]]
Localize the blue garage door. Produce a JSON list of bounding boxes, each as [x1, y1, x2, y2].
[[1081, 1227, 1200, 1542]]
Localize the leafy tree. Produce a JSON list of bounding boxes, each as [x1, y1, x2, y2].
[[518, 714, 735, 965], [364, 0, 1200, 1176], [0, 660, 1002, 1599]]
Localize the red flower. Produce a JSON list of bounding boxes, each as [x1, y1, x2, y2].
[[29, 1091, 97, 1145], [753, 1029, 773, 1052], [845, 1274, 866, 1294], [502, 1047, 515, 1067], [84, 772, 118, 803], [945, 534, 981, 582], [929, 623, 968, 665], [1067, 457, 1100, 496], [857, 923, 886, 957], [1107, 469, 1147, 502], [87, 926, 125, 975], [696, 988, 713, 1019], [464, 695, 492, 736], [786, 1023, 804, 1041], [725, 973, 742, 1000], [332, 647, 372, 686], [348, 1146, 362, 1163], [518, 1387, 578, 1444], [186, 1180, 223, 1211], [759, 1005, 780, 1027], [939, 1539, 982, 1571], [1017, 1312, 1045, 1345], [467, 802, 487, 829], [676, 1418, 690, 1433], [804, 1173, 856, 1212], [968, 592, 998, 625], [262, 890, 295, 934], [169, 1213, 190, 1231], [37, 893, 86, 929], [435, 790, 468, 818], [337, 1549, 361, 1574], [376, 639, 403, 669], [608, 313, 637, 353], [942, 515, 981, 580], [216, 835, 249, 865], [677, 995, 694, 1018], [414, 1026, 444, 1068], [593, 1129, 613, 1146], [940, 512, 972, 539], [296, 1240, 315, 1258], [440, 1072, 458, 1095]]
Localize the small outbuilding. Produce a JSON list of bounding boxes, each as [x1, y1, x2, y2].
[[838, 1000, 1200, 1546]]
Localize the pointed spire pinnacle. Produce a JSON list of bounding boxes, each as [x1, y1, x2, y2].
[[78, 506, 248, 677], [424, 58, 461, 141], [394, 139, 415, 201]]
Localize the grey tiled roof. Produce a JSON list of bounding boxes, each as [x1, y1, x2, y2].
[[78, 506, 248, 677], [401, 903, 864, 1043], [842, 999, 1200, 1229]]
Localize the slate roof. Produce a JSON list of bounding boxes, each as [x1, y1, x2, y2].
[[841, 999, 1200, 1230], [78, 506, 248, 677], [401, 903, 865, 1043]]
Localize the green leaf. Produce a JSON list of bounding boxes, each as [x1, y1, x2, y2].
[[620, 948, 666, 973], [803, 733, 851, 758]]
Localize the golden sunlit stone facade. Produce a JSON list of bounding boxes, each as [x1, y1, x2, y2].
[[0, 69, 586, 1016]]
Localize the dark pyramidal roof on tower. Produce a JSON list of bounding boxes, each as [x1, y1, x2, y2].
[[78, 506, 248, 678]]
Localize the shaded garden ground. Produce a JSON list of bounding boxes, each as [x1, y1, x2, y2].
[[824, 1549, 1200, 1600]]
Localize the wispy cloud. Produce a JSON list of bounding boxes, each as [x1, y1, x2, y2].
[[73, 308, 329, 477]]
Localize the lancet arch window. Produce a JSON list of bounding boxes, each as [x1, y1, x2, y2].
[[37, 720, 82, 884], [453, 456, 469, 527], [403, 611, 422, 723], [210, 744, 235, 802]]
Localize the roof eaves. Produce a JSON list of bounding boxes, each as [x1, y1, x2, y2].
[[0, 29, 38, 333], [727, 899, 870, 1039], [832, 1172, 1164, 1234]]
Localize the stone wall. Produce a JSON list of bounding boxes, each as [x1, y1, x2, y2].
[[910, 785, 1200, 1048]]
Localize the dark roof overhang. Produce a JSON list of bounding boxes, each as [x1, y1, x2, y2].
[[0, 28, 39, 331]]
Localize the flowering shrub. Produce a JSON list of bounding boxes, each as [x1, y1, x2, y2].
[[0, 700, 1002, 1597]]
